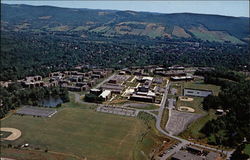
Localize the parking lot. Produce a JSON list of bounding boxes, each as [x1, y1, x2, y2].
[[16, 106, 57, 117], [165, 110, 203, 135], [96, 106, 138, 117]]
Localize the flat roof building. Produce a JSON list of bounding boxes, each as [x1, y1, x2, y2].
[[129, 94, 155, 103], [171, 76, 194, 81], [99, 90, 111, 101], [184, 88, 213, 97], [101, 83, 124, 94]]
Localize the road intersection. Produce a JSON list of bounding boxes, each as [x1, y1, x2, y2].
[[72, 75, 234, 160]]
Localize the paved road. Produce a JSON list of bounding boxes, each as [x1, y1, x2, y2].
[[70, 73, 116, 105], [71, 77, 234, 159], [151, 81, 234, 160], [94, 73, 116, 89], [165, 110, 203, 136]]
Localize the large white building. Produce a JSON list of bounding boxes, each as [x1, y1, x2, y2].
[[99, 90, 111, 101]]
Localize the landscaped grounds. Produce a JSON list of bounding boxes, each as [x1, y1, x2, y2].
[[1, 100, 169, 160], [1, 103, 146, 160]]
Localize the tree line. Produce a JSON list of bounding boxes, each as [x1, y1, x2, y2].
[[0, 83, 69, 118], [1, 31, 249, 81], [199, 70, 249, 159]]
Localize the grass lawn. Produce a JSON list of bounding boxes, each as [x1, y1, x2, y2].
[[183, 81, 221, 96], [173, 80, 221, 113], [127, 104, 159, 110], [160, 109, 169, 131], [0, 100, 171, 160], [134, 112, 174, 160], [0, 147, 77, 160], [244, 144, 250, 156], [179, 110, 217, 141], [1, 102, 146, 160], [177, 97, 205, 114], [0, 131, 12, 139]]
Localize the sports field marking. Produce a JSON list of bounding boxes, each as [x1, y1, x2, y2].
[[179, 96, 194, 102], [0, 128, 21, 141], [179, 106, 195, 113]]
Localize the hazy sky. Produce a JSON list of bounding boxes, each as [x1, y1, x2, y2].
[[2, 1, 249, 17]]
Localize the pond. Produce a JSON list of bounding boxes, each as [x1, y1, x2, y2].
[[39, 97, 63, 107]]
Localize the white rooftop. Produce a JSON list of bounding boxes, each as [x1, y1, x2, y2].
[[142, 76, 153, 81], [99, 90, 111, 98]]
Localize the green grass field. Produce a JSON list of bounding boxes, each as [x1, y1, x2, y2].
[[0, 131, 12, 138], [160, 109, 169, 131], [173, 80, 220, 142], [0, 99, 171, 160], [183, 81, 221, 96], [177, 97, 204, 114], [172, 80, 221, 114], [179, 110, 217, 140], [1, 102, 145, 160]]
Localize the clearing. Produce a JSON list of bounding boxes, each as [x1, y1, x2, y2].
[[0, 101, 170, 160]]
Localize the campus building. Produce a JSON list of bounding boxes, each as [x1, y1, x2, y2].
[[183, 88, 213, 97], [99, 90, 111, 101]]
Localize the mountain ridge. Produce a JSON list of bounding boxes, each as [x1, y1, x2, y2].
[[1, 3, 250, 44]]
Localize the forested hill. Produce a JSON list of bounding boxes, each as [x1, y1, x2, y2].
[[1, 3, 249, 44]]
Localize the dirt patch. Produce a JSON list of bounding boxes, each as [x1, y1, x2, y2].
[[0, 128, 21, 141], [179, 96, 193, 102], [178, 106, 195, 113], [172, 26, 191, 38]]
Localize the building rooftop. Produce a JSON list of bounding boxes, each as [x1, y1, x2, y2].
[[142, 76, 154, 81], [90, 88, 101, 92], [99, 90, 111, 98]]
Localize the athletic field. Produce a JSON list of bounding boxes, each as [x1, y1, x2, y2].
[[1, 104, 145, 160]]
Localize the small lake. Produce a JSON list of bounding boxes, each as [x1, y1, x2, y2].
[[39, 97, 63, 107]]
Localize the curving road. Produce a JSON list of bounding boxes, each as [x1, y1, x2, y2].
[[71, 77, 234, 159], [148, 81, 233, 160]]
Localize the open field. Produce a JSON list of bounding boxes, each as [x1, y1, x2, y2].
[[179, 110, 217, 141], [0, 128, 21, 141], [176, 97, 204, 114], [171, 80, 221, 114], [1, 103, 145, 160], [0, 147, 78, 160], [0, 131, 12, 139], [134, 112, 176, 160], [0, 100, 172, 160], [172, 80, 221, 96], [183, 81, 221, 96]]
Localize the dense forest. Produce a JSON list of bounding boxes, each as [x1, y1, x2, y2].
[[0, 84, 69, 118], [1, 31, 249, 81], [199, 70, 249, 150], [1, 4, 249, 81]]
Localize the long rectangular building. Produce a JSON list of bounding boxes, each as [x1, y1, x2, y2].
[[184, 88, 213, 97], [101, 83, 124, 94], [129, 94, 155, 103]]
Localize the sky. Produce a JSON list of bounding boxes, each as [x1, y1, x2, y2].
[[2, 1, 249, 17]]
